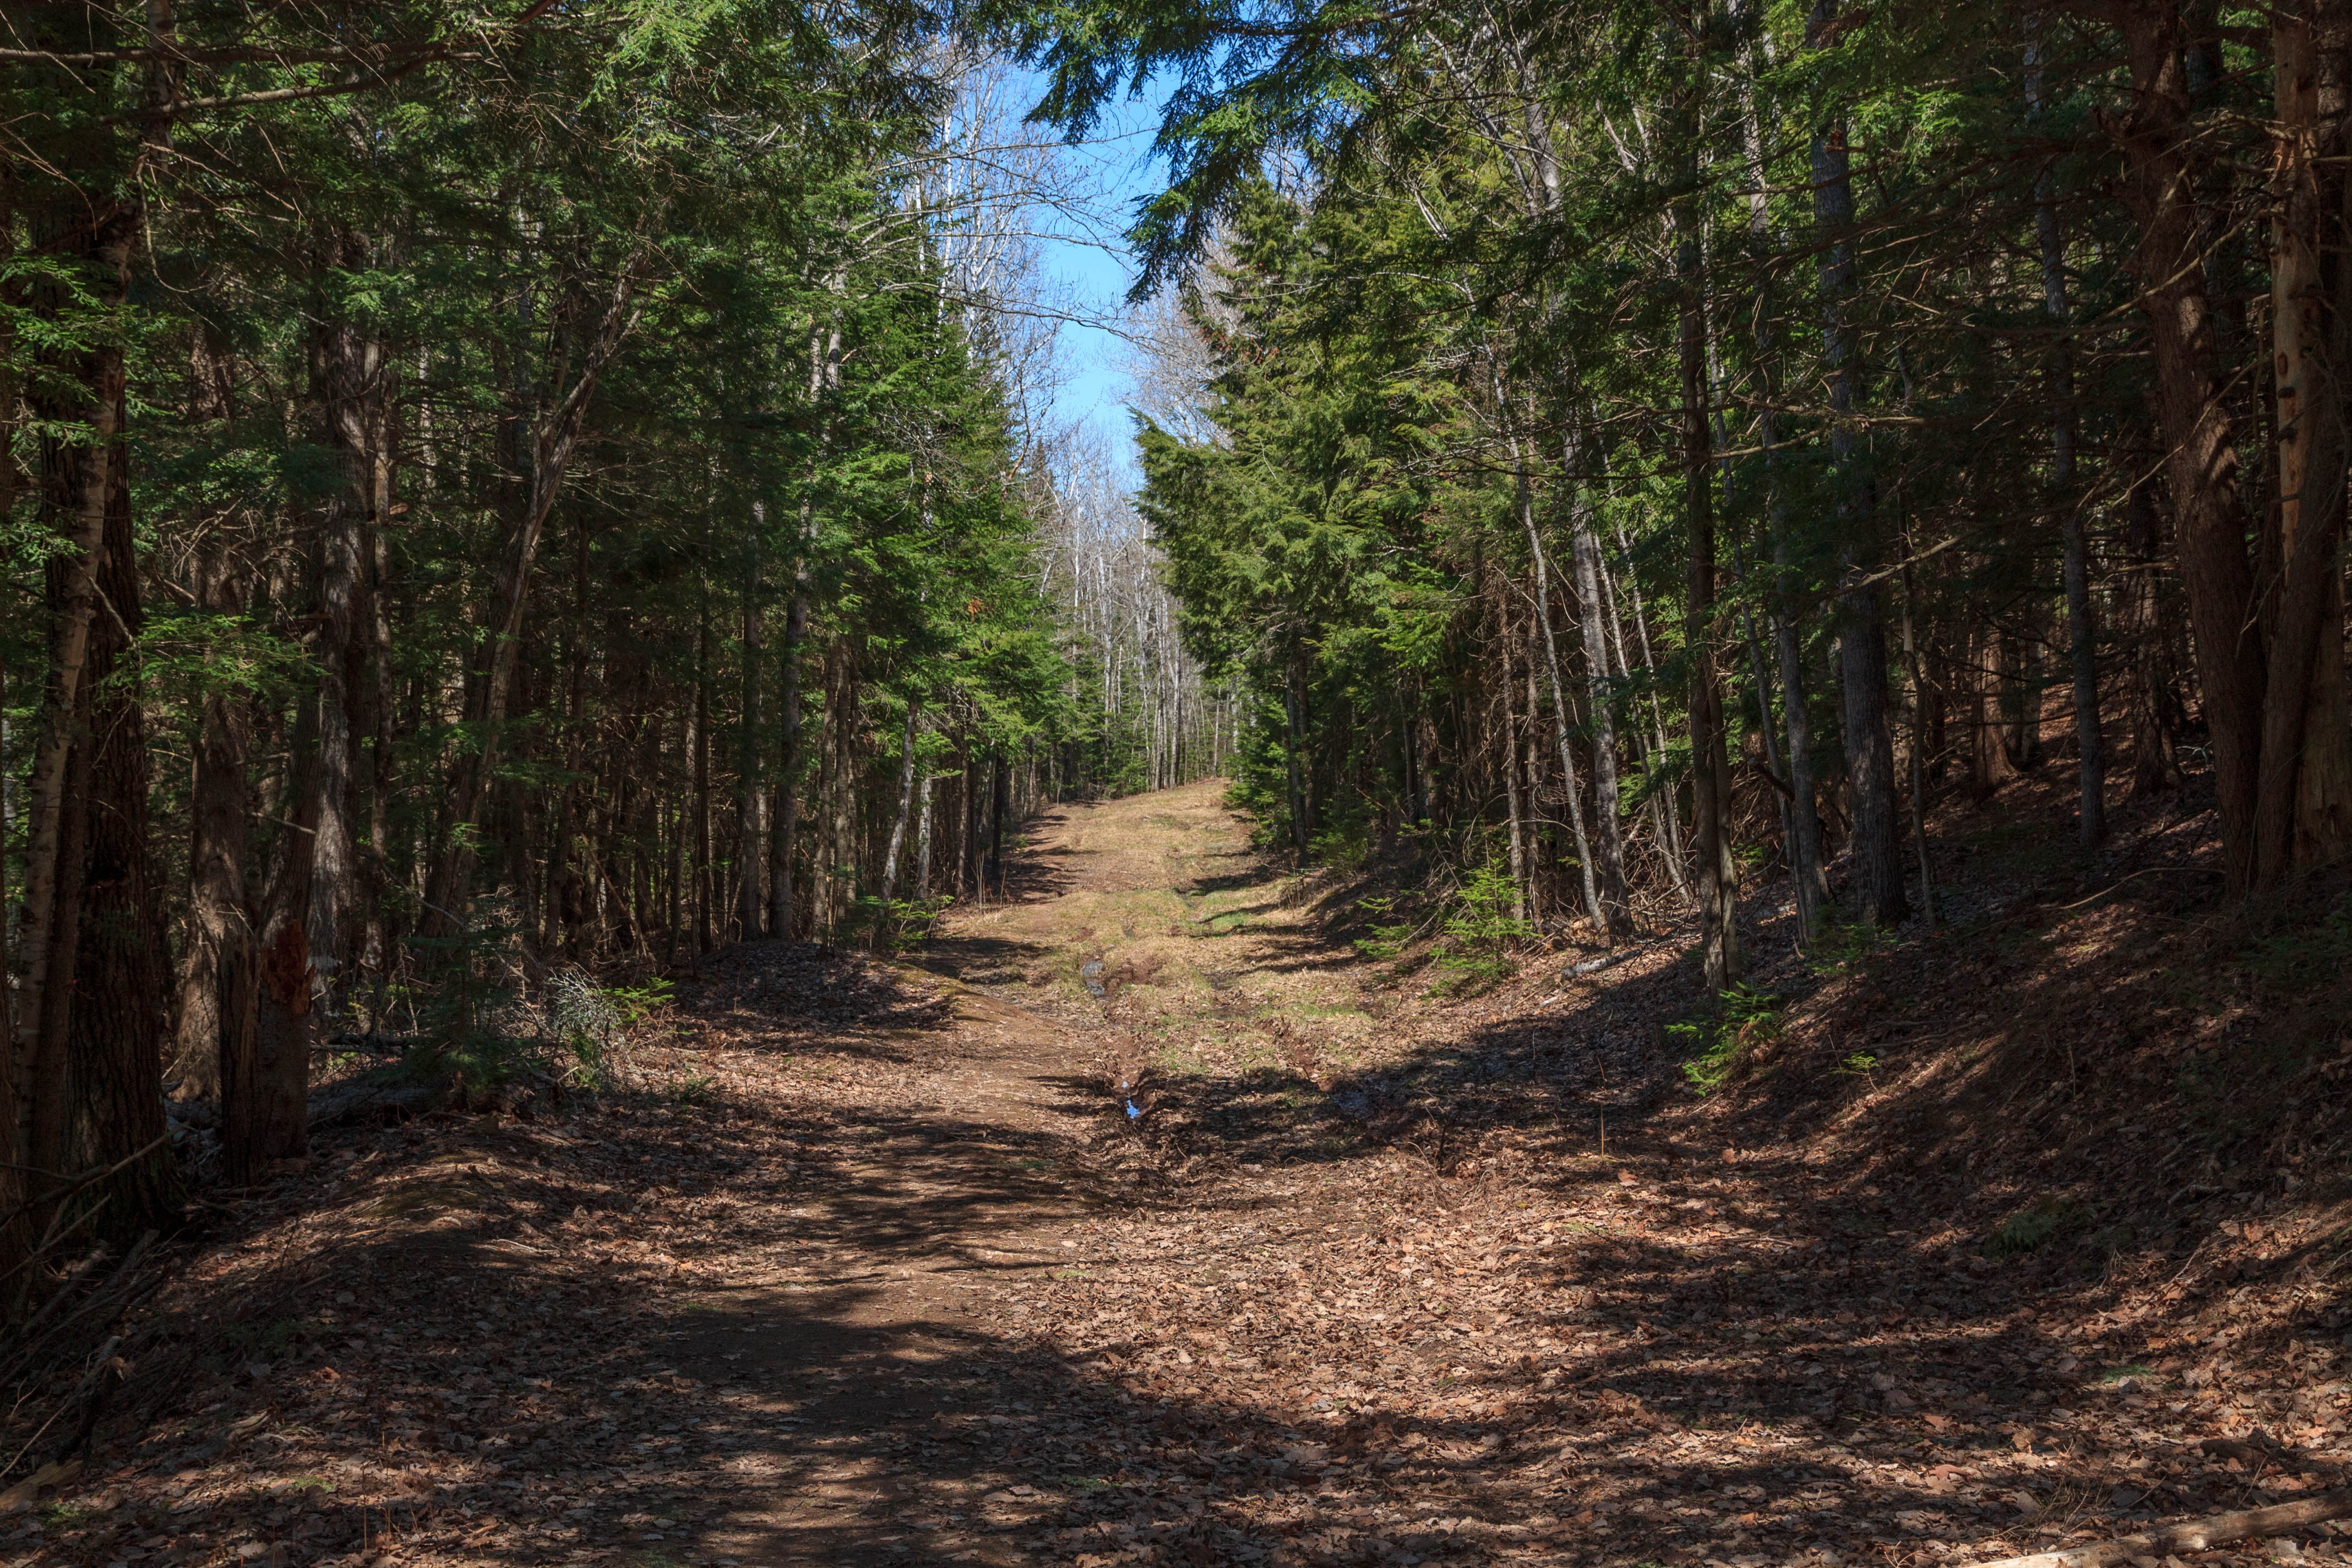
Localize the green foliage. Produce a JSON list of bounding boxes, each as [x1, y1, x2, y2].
[[602, 978, 676, 1030], [1351, 895, 1413, 962], [399, 960, 676, 1099], [1005, 0, 2225, 956], [395, 907, 524, 1061], [855, 895, 952, 952], [1673, 985, 1784, 1096], [2243, 896, 2352, 993], [0, 0, 1119, 1065], [1983, 1199, 2086, 1262], [2171, 1030, 2329, 1153], [129, 607, 314, 718], [1432, 862, 1533, 993], [1309, 821, 1375, 870], [549, 969, 640, 1093], [221, 1317, 313, 1359], [1806, 921, 1892, 977], [1133, 177, 1470, 868]]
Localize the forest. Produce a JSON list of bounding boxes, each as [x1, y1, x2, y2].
[[1, 0, 1224, 1262], [6, 0, 2352, 1561], [1070, 0, 2351, 988]]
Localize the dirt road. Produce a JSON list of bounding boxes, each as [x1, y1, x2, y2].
[[48, 783, 2332, 1568]]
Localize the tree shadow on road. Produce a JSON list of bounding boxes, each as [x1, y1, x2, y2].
[[76, 881, 2242, 1568]]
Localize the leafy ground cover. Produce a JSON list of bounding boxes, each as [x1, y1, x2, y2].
[[14, 781, 2351, 1568]]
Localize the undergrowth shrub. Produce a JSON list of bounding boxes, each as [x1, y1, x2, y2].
[[1806, 918, 1892, 975], [2244, 892, 2352, 995], [1984, 1198, 2086, 1261], [548, 967, 661, 1090], [856, 894, 952, 951], [430, 967, 673, 1098], [1673, 984, 1784, 1095], [1431, 862, 1532, 994], [1352, 895, 1413, 962]]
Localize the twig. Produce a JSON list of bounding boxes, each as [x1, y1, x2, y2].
[[0, 1132, 165, 1315], [0, 1245, 107, 1350], [0, 1132, 170, 1239], [57, 1334, 126, 1460], [0, 1333, 122, 1483], [0, 1363, 83, 1482], [1966, 1488, 2352, 1568], [2, 1197, 110, 1322], [2050, 867, 2219, 913], [1991, 867, 2220, 929], [3, 1232, 155, 1381]]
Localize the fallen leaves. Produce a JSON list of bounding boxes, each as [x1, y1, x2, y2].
[[13, 787, 2352, 1568]]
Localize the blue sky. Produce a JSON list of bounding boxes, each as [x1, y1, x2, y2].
[[1010, 71, 1170, 483]]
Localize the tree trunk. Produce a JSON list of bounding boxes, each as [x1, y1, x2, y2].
[[2258, 0, 2352, 880], [1968, 619, 2017, 802], [1525, 650, 1547, 924], [1810, 0, 1908, 927], [1770, 579, 1826, 927], [2008, 606, 2048, 772], [693, 617, 713, 954], [2298, 573, 2352, 867], [171, 538, 256, 1104], [2113, 0, 2266, 894], [543, 518, 593, 956], [1738, 26, 1830, 934], [771, 317, 839, 936], [1676, 108, 1741, 991], [1604, 524, 1694, 898], [1898, 560, 1939, 930], [1500, 594, 1528, 924], [1406, 702, 1429, 826], [359, 362, 396, 989], [818, 641, 859, 932], [736, 526, 766, 939], [2122, 461, 2185, 795], [665, 722, 684, 964], [64, 438, 178, 1235], [1565, 436, 1631, 933], [12, 202, 135, 1216], [989, 748, 1011, 898], [1284, 650, 1311, 861], [424, 257, 643, 933], [770, 496, 815, 941], [2021, 18, 2110, 850], [168, 328, 252, 1101], [881, 703, 920, 905], [1510, 432, 1603, 927], [961, 744, 983, 906], [914, 764, 937, 899], [25, 631, 95, 1240], [227, 698, 321, 1183], [306, 227, 378, 1000]]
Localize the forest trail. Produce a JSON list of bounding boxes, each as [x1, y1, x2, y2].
[[56, 784, 2344, 1568]]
